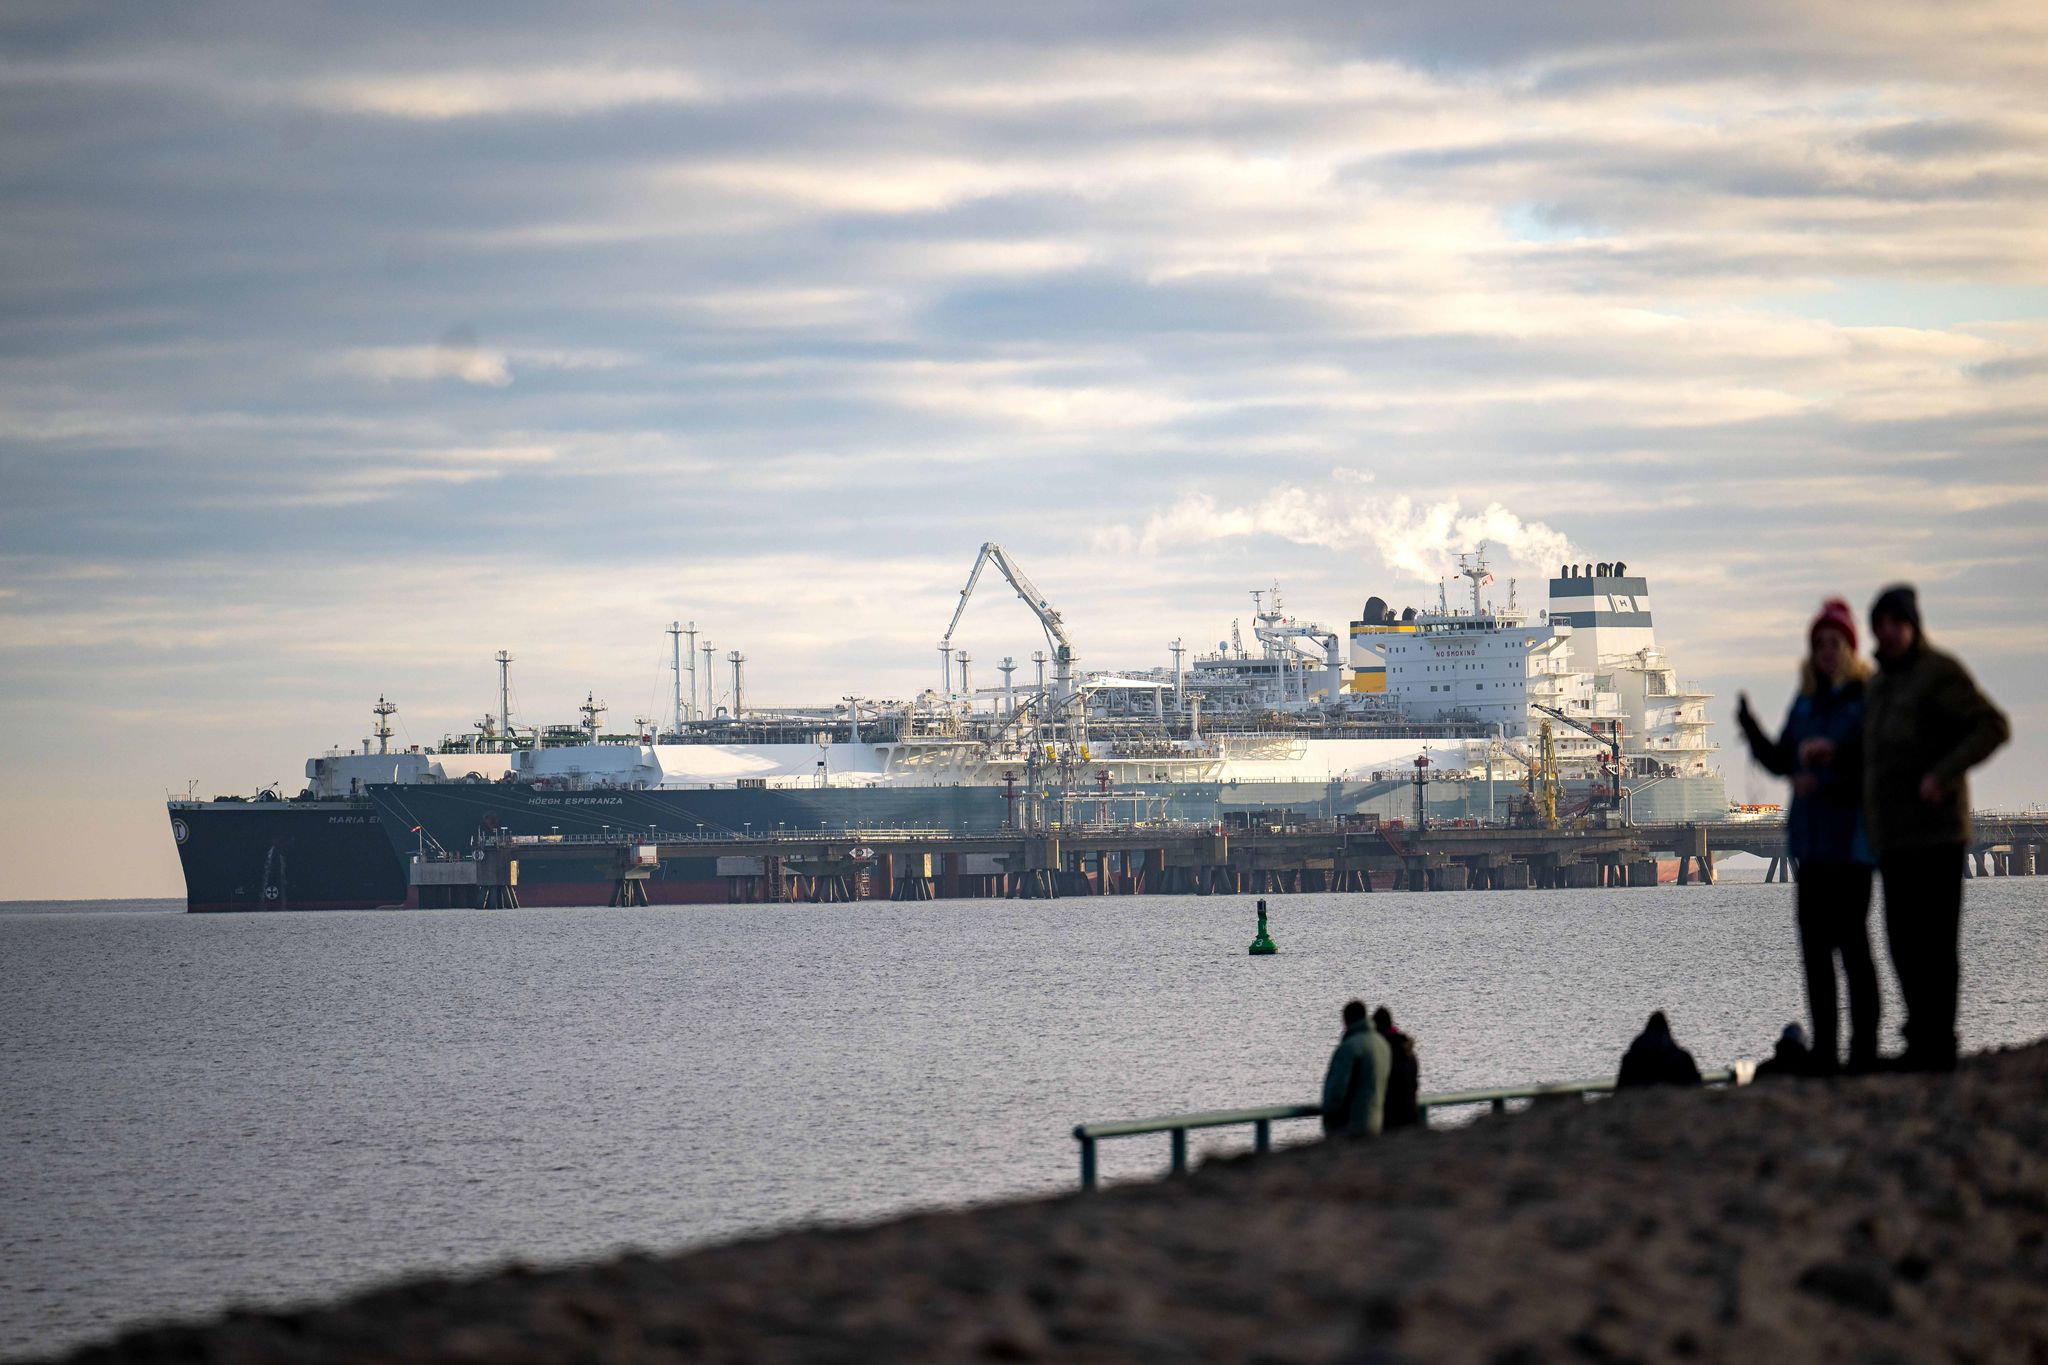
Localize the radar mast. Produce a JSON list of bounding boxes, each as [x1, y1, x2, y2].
[[1457, 546, 1495, 615]]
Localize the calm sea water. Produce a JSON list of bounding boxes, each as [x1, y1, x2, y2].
[[4, 882, 2046, 1358]]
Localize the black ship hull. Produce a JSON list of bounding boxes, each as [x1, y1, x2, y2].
[[361, 778, 1431, 908], [168, 800, 408, 912], [365, 783, 1012, 906]]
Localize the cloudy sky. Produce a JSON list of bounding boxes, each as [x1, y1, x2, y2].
[[3, 1, 2044, 897]]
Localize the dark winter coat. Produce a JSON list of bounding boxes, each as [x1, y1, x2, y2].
[[1378, 1026, 1421, 1129], [1738, 679, 1871, 866], [1864, 641, 2009, 857], [1616, 1026, 1702, 1090], [1320, 1020, 1391, 1137]]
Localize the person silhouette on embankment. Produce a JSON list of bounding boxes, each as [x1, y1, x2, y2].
[[1864, 584, 2009, 1073], [1736, 597, 1880, 1074], [1372, 1006, 1421, 1130], [1754, 1022, 1815, 1080], [1321, 999, 1391, 1137], [1616, 1011, 1703, 1089]]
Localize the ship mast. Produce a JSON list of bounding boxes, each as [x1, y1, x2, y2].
[[684, 622, 698, 724], [1458, 546, 1493, 616], [495, 651, 514, 745], [371, 696, 397, 755], [666, 622, 686, 732]]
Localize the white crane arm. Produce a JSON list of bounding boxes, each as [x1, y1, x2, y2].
[[986, 543, 1071, 653], [940, 541, 1072, 655], [940, 545, 994, 650]]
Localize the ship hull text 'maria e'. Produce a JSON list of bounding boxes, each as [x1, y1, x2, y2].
[[169, 551, 1725, 910]]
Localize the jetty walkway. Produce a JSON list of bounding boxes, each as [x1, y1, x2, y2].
[[414, 813, 2048, 906]]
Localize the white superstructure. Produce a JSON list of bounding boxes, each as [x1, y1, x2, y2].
[[297, 544, 1722, 821], [1547, 563, 1716, 777], [1347, 555, 1717, 783]]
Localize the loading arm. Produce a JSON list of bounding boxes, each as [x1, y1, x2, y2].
[[1532, 704, 1628, 817], [939, 543, 1075, 694], [1531, 704, 1623, 765]]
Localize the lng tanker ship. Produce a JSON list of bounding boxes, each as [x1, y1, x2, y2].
[[167, 549, 1724, 910]]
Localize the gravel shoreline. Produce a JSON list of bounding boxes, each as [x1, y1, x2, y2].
[[42, 1041, 2048, 1364]]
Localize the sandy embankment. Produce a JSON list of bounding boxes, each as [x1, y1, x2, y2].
[[49, 1042, 2048, 1364]]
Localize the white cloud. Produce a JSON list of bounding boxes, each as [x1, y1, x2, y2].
[[341, 345, 512, 387], [306, 65, 711, 119], [1101, 477, 1580, 589], [661, 157, 1047, 216]]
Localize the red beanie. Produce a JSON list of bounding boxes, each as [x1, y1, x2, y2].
[[1810, 597, 1857, 651]]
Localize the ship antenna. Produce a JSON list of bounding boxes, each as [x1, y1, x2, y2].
[[372, 695, 397, 755]]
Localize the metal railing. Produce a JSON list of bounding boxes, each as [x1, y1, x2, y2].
[[481, 827, 960, 848], [1071, 1064, 1749, 1190]]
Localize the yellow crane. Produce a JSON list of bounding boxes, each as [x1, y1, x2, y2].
[[1520, 720, 1561, 829]]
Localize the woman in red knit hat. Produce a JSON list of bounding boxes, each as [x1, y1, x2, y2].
[[1735, 598, 1878, 1074]]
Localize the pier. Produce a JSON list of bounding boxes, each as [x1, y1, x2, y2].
[[405, 814, 2048, 908]]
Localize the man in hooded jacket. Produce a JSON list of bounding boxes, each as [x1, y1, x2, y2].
[[1864, 584, 2009, 1072]]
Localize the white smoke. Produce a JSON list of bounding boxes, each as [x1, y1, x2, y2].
[[1110, 473, 1579, 589]]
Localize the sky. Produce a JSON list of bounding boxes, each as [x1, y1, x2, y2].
[[2, 1, 2044, 898]]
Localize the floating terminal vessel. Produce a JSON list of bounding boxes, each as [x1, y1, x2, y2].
[[167, 548, 1723, 910]]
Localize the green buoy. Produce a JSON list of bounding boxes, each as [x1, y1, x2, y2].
[[1249, 899, 1277, 955]]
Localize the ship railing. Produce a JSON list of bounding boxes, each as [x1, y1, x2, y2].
[[481, 827, 963, 848], [1071, 1064, 1752, 1190], [472, 823, 1237, 850]]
